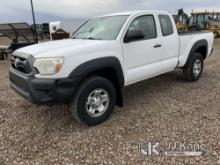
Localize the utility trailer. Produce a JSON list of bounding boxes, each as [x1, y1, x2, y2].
[[0, 23, 36, 57]]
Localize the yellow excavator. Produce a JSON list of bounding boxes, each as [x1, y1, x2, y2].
[[173, 9, 203, 32], [173, 9, 190, 32]]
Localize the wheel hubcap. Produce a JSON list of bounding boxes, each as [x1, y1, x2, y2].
[[86, 89, 110, 117], [193, 59, 202, 77]]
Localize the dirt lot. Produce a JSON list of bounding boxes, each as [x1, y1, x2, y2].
[[0, 40, 220, 165]]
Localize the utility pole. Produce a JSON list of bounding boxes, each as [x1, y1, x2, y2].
[[30, 0, 38, 43]]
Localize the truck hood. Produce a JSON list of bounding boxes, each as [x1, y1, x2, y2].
[[14, 39, 115, 58]]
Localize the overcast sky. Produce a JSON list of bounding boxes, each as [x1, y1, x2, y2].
[[0, 0, 219, 23]]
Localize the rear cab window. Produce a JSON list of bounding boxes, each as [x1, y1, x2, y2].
[[159, 15, 174, 36]]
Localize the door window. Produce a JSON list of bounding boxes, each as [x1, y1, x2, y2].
[[127, 15, 157, 40]]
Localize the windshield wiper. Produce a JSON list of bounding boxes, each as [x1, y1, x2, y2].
[[81, 37, 102, 40], [87, 37, 102, 40], [72, 37, 102, 40]]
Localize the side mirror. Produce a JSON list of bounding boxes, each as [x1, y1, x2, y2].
[[124, 29, 145, 43]]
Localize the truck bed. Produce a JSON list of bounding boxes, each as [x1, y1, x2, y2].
[[178, 31, 211, 35], [178, 31, 214, 67]]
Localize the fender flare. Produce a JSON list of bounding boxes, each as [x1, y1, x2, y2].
[[69, 56, 125, 88], [187, 39, 208, 62]]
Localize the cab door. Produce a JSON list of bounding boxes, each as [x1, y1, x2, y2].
[[122, 14, 163, 85], [158, 14, 179, 70]]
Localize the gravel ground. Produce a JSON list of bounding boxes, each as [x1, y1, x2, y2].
[[0, 39, 220, 165]]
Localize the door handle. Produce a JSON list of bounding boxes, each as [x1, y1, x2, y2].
[[154, 44, 162, 48]]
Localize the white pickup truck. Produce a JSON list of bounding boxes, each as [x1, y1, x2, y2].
[[10, 10, 214, 126]]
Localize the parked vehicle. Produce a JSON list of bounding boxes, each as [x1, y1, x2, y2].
[[9, 10, 214, 126], [49, 20, 84, 40], [32, 23, 50, 39], [41, 23, 50, 37]]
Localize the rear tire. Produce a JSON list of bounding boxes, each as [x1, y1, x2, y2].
[[183, 53, 204, 81], [69, 76, 116, 126]]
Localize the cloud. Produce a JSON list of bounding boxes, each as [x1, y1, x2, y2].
[[0, 0, 219, 23]]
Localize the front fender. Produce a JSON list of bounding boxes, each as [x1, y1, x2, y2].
[[69, 56, 125, 88]]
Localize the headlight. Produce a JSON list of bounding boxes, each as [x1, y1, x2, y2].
[[33, 57, 64, 75]]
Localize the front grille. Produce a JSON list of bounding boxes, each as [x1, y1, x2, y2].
[[11, 55, 32, 74]]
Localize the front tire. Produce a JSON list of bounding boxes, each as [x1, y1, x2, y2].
[[70, 76, 116, 126], [183, 53, 204, 81]]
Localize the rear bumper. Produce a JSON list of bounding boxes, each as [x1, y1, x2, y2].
[[9, 67, 81, 104]]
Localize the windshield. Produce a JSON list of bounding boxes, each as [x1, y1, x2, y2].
[[72, 16, 128, 40]]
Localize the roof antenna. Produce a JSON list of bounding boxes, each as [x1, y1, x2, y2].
[[30, 0, 38, 44]]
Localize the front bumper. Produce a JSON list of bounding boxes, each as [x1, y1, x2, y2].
[[9, 67, 81, 104]]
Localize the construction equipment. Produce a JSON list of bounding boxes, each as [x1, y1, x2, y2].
[[210, 12, 220, 27], [173, 8, 190, 32], [173, 9, 202, 32], [210, 12, 220, 37], [189, 10, 209, 29], [210, 12, 220, 22], [174, 9, 220, 37], [189, 10, 220, 38]]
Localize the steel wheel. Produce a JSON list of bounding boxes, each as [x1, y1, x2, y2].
[[85, 88, 110, 118], [183, 53, 203, 81], [193, 59, 202, 77]]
